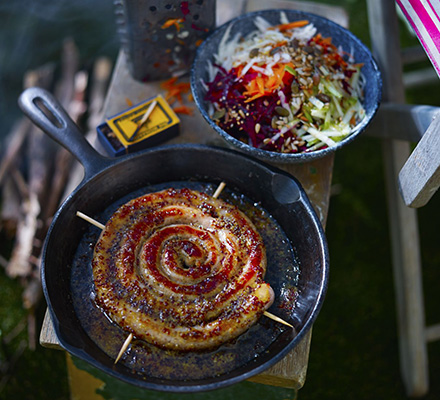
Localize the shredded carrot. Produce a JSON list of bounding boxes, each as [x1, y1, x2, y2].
[[243, 62, 291, 100], [244, 92, 265, 103], [160, 77, 193, 114], [271, 20, 309, 32], [126, 98, 133, 107], [235, 64, 244, 78], [265, 73, 278, 90], [312, 34, 332, 47], [256, 75, 265, 94], [176, 38, 186, 46], [271, 40, 288, 49], [243, 78, 258, 96], [161, 76, 179, 88], [350, 115, 357, 125], [165, 88, 182, 103], [161, 77, 191, 104], [161, 18, 184, 31], [173, 105, 193, 115]]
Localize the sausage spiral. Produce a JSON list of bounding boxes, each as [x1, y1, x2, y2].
[[92, 188, 274, 351]]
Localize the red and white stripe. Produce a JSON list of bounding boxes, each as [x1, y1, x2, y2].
[[397, 0, 440, 77]]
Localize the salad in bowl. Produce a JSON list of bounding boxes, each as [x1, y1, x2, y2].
[[191, 10, 381, 163]]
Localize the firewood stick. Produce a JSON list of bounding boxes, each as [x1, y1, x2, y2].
[[7, 192, 40, 278], [23, 275, 42, 311], [0, 165, 30, 238], [44, 39, 83, 222], [0, 254, 8, 269], [44, 69, 87, 223], [76, 211, 293, 329], [0, 178, 22, 239], [0, 118, 31, 186], [11, 40, 82, 280], [62, 57, 113, 201], [55, 37, 80, 108], [6, 63, 56, 279], [10, 165, 29, 200], [88, 58, 113, 129]]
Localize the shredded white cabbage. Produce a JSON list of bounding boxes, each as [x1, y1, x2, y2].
[[207, 13, 366, 153]]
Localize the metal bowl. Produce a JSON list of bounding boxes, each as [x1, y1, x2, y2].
[[190, 9, 382, 164]]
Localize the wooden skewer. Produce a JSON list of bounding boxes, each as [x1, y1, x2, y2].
[[127, 100, 157, 141], [263, 311, 293, 328], [76, 211, 105, 230], [77, 201, 293, 362], [76, 211, 134, 363], [76, 212, 293, 329], [212, 181, 226, 199], [114, 333, 133, 364], [211, 181, 293, 329]]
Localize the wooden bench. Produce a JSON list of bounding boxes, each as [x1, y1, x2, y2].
[[40, 1, 348, 398]]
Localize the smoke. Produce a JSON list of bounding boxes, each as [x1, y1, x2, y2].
[[0, 0, 119, 140]]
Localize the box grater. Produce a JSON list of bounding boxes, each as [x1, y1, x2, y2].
[[114, 0, 216, 82]]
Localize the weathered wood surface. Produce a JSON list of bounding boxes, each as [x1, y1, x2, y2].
[[40, 0, 348, 391], [366, 103, 440, 142], [40, 51, 324, 389], [367, 0, 428, 396], [398, 113, 440, 207]]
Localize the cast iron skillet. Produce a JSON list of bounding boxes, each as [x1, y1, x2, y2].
[[19, 87, 329, 393]]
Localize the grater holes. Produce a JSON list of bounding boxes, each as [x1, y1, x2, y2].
[[149, 6, 157, 12], [193, 14, 199, 20]]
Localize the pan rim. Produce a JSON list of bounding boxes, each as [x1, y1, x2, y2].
[[40, 143, 329, 392]]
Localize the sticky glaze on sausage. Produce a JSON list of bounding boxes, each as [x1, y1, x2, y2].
[[92, 188, 274, 351]]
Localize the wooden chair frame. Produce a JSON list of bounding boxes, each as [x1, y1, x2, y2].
[[366, 1, 440, 396]]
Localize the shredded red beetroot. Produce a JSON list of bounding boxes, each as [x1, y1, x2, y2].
[[205, 66, 308, 152], [203, 20, 366, 154]]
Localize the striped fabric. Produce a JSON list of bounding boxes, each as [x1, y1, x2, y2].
[[396, 0, 440, 77]]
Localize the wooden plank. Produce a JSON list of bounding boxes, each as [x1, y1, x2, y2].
[[403, 67, 439, 88], [426, 324, 440, 342], [42, 46, 319, 394], [401, 45, 429, 64], [40, 48, 319, 390], [367, 0, 429, 396], [366, 103, 439, 142], [41, 0, 340, 391], [236, 1, 339, 388], [245, 0, 349, 28], [247, 329, 312, 390], [39, 310, 63, 350], [399, 114, 440, 207]]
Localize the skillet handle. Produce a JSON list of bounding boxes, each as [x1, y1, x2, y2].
[[18, 87, 113, 179]]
